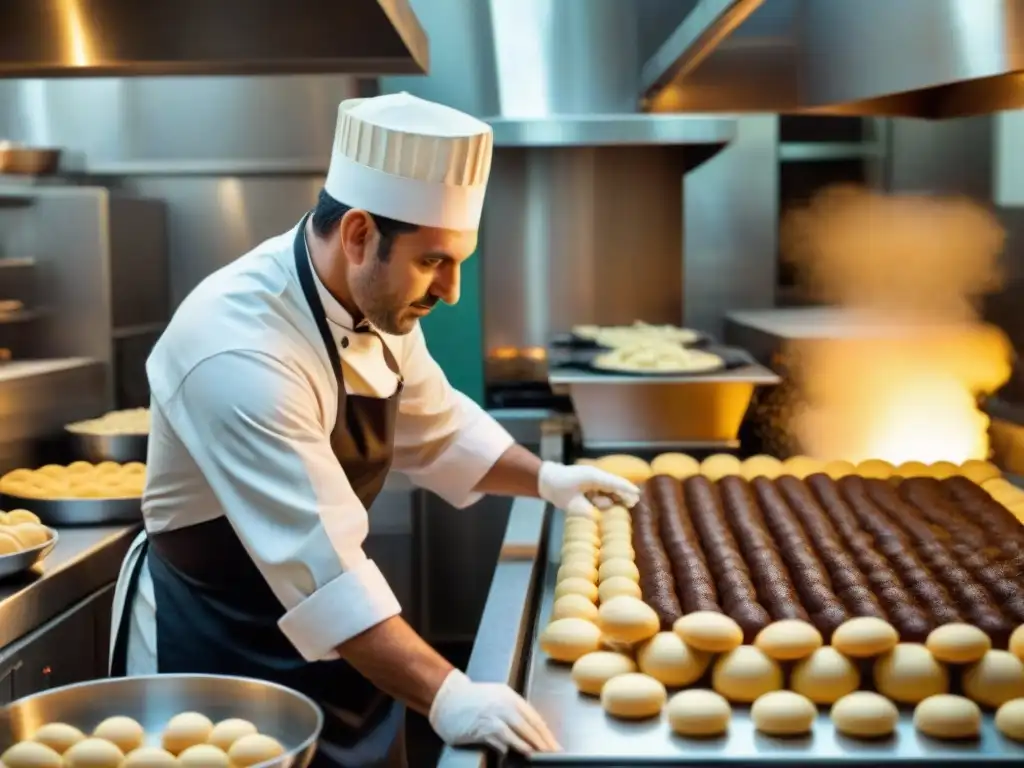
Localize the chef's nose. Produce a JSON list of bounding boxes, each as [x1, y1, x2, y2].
[[433, 263, 461, 305]]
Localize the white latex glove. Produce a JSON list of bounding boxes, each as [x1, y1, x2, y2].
[[429, 669, 561, 755], [538, 460, 641, 520]]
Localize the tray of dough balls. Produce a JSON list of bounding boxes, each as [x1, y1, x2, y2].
[[0, 674, 323, 768], [525, 453, 1024, 763], [0, 508, 56, 579], [0, 461, 146, 526], [65, 408, 150, 464]]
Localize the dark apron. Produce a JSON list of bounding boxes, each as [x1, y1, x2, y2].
[[110, 213, 408, 768]]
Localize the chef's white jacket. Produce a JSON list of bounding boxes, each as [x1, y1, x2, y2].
[[111, 222, 515, 674]]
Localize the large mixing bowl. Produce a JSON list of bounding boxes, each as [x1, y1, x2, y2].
[[0, 674, 323, 768]]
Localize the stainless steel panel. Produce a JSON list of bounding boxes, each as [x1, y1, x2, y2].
[[487, 115, 734, 153], [107, 198, 168, 330], [0, 0, 427, 78]]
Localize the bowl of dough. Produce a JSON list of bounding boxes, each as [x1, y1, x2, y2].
[[0, 674, 323, 768], [66, 408, 150, 464], [0, 462, 146, 525], [0, 508, 56, 580]]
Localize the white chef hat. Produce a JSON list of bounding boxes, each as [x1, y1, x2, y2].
[[324, 92, 494, 231]]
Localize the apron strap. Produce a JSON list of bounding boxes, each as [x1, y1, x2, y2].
[[109, 538, 150, 677]]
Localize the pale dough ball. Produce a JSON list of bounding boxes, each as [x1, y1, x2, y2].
[[1, 741, 64, 768], [982, 478, 1022, 505], [600, 673, 667, 720], [1010, 624, 1024, 662], [226, 735, 285, 768], [8, 523, 49, 549], [178, 744, 230, 768], [712, 646, 783, 703], [599, 559, 640, 583], [754, 619, 823, 661], [598, 576, 642, 603], [207, 719, 258, 752], [995, 698, 1024, 742], [739, 455, 783, 481], [637, 632, 709, 687], [551, 594, 599, 622], [598, 596, 660, 644], [781, 456, 824, 479], [122, 747, 179, 768], [673, 611, 743, 653], [666, 689, 731, 737], [600, 520, 631, 539], [554, 577, 598, 603], [830, 691, 899, 739], [0, 530, 19, 555], [896, 461, 930, 478], [600, 506, 631, 525], [856, 459, 894, 479], [599, 541, 634, 564], [563, 529, 600, 549], [63, 738, 125, 768], [93, 716, 145, 753], [963, 650, 1024, 708], [832, 617, 899, 658], [561, 541, 598, 563], [926, 623, 992, 664], [540, 617, 602, 663], [700, 454, 741, 481], [557, 561, 598, 584], [31, 723, 86, 754], [873, 643, 949, 704], [565, 517, 598, 536], [5, 509, 41, 525], [593, 454, 652, 485], [822, 460, 856, 479], [650, 453, 700, 479], [791, 647, 861, 704], [571, 651, 638, 695], [161, 713, 214, 756], [928, 461, 959, 479], [913, 694, 981, 740], [751, 691, 817, 736], [958, 459, 1001, 485]]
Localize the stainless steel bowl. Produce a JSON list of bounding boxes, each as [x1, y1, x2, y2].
[[0, 494, 141, 526], [0, 528, 58, 580], [67, 431, 148, 464], [0, 674, 324, 768]]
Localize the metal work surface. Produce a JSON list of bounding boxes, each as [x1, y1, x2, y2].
[[0, 524, 139, 648], [548, 362, 780, 387], [520, 510, 1024, 765]]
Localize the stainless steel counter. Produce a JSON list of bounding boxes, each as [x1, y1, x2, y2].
[[0, 524, 139, 649]]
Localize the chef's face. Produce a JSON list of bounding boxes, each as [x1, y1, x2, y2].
[[344, 212, 477, 335]]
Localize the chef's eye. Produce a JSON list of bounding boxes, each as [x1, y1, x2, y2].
[[421, 257, 442, 268]]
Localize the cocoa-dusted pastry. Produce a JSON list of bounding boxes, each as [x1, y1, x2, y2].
[[718, 476, 810, 623], [837, 476, 963, 627], [806, 475, 932, 641], [684, 477, 771, 641], [867, 479, 1013, 644], [775, 476, 887, 622], [941, 476, 1024, 556], [751, 477, 850, 637], [631, 499, 683, 629], [899, 478, 1024, 623], [646, 476, 720, 614]]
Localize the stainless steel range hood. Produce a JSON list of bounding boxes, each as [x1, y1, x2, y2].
[[642, 0, 1024, 119], [0, 0, 428, 78]]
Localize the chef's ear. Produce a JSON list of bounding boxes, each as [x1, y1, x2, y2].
[[337, 209, 376, 264]]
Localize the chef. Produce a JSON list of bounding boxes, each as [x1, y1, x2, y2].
[[108, 92, 639, 767]]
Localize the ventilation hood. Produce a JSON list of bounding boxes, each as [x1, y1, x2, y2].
[[642, 0, 1024, 119], [0, 0, 428, 77]]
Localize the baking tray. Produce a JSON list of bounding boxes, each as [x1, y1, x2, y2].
[[0, 527, 58, 580], [521, 509, 1024, 764], [0, 673, 323, 768], [67, 431, 148, 463], [551, 345, 751, 378], [552, 331, 711, 350], [0, 494, 141, 526]]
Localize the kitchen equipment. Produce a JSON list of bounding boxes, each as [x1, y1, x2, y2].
[[0, 494, 141, 526], [0, 673, 323, 768], [0, 145, 61, 176], [0, 527, 57, 580], [67, 431, 148, 464]]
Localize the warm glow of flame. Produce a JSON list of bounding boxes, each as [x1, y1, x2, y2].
[[60, 0, 94, 67]]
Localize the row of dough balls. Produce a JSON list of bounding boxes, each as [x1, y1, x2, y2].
[[0, 461, 146, 500], [1, 713, 285, 768], [554, 507, 639, 615], [541, 604, 1024, 740], [581, 452, 1003, 487], [0, 508, 51, 557]]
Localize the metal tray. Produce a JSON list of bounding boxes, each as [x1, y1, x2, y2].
[[552, 331, 711, 350], [553, 345, 750, 378], [0, 527, 57, 580], [67, 431, 148, 463], [521, 509, 1024, 764], [0, 493, 141, 526], [0, 673, 323, 768]]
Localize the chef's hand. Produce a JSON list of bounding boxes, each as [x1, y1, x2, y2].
[[538, 460, 640, 520], [429, 670, 561, 755]]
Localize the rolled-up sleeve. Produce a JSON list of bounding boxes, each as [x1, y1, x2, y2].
[[391, 326, 515, 507], [160, 350, 401, 662]]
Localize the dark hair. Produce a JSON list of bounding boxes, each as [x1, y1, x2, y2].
[[310, 189, 419, 261]]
